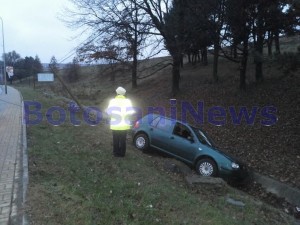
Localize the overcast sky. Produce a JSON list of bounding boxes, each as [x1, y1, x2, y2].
[[0, 0, 80, 63]]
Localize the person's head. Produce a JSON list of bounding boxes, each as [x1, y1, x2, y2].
[[116, 86, 126, 95]]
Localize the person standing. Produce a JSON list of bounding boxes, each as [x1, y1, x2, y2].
[[106, 87, 134, 157]]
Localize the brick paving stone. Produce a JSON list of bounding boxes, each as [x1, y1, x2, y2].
[[0, 86, 27, 225]]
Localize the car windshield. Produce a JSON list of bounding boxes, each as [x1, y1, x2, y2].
[[191, 126, 217, 148]]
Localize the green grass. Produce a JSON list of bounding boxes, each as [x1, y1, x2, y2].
[[16, 86, 294, 225]]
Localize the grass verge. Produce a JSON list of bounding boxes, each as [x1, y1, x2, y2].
[[17, 86, 294, 225]]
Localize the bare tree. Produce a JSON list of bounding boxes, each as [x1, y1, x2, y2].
[[4, 51, 21, 67], [182, 0, 225, 81], [210, 0, 227, 83], [132, 0, 186, 95], [63, 0, 152, 88]]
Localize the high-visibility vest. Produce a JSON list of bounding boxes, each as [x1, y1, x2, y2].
[[106, 95, 134, 130]]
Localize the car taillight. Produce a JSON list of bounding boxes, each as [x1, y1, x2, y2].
[[133, 121, 140, 129]]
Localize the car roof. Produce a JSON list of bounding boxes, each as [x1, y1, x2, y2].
[[144, 113, 189, 126], [145, 113, 207, 131]]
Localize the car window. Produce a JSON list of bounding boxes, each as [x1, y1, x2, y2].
[[198, 130, 212, 146], [150, 116, 160, 127], [191, 126, 216, 148], [173, 123, 193, 140], [156, 117, 173, 131]]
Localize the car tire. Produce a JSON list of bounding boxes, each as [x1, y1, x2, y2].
[[134, 133, 149, 152], [196, 158, 218, 177]]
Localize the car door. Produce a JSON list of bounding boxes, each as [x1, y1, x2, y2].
[[150, 117, 175, 151], [168, 122, 200, 163]]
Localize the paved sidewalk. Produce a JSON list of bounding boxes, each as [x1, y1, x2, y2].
[[0, 86, 28, 225]]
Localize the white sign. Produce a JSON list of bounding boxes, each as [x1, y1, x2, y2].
[[6, 66, 14, 78], [38, 73, 54, 82]]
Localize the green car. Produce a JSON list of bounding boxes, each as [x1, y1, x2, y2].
[[132, 114, 248, 181]]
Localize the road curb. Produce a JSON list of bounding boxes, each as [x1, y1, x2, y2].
[[164, 158, 300, 207], [252, 172, 300, 206], [8, 89, 29, 225], [21, 98, 28, 225]]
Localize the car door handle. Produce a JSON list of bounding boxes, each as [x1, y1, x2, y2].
[[170, 136, 174, 139], [150, 128, 153, 131]]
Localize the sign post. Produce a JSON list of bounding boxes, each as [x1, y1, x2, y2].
[[6, 66, 13, 84]]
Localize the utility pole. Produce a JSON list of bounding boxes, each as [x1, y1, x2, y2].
[[0, 16, 7, 94]]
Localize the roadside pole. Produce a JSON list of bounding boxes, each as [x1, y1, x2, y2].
[[0, 16, 7, 94], [49, 65, 85, 112]]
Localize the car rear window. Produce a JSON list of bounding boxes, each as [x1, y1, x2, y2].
[[156, 117, 173, 131], [150, 116, 160, 127]]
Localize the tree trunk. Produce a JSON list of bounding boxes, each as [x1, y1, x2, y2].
[[233, 45, 238, 59], [231, 42, 238, 59], [187, 53, 191, 64], [240, 38, 248, 90], [132, 56, 138, 88], [274, 30, 280, 54], [255, 46, 263, 83], [132, 33, 138, 88], [171, 54, 181, 96], [255, 38, 264, 83], [267, 31, 273, 56], [255, 59, 263, 83], [255, 7, 264, 83], [213, 41, 219, 83], [132, 2, 138, 89], [201, 47, 208, 65]]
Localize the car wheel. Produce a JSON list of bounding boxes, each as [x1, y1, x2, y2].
[[134, 133, 149, 152], [196, 158, 217, 177]]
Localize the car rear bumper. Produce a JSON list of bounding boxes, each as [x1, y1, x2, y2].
[[131, 129, 137, 138]]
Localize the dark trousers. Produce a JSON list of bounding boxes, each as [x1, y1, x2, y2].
[[112, 130, 127, 157]]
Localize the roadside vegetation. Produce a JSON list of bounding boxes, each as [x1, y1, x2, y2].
[[14, 34, 299, 223], [10, 0, 299, 223], [17, 84, 295, 225]]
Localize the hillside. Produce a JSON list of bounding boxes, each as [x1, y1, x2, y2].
[[27, 35, 300, 214], [41, 36, 300, 187]]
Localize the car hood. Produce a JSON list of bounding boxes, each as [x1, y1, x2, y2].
[[212, 147, 243, 164]]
